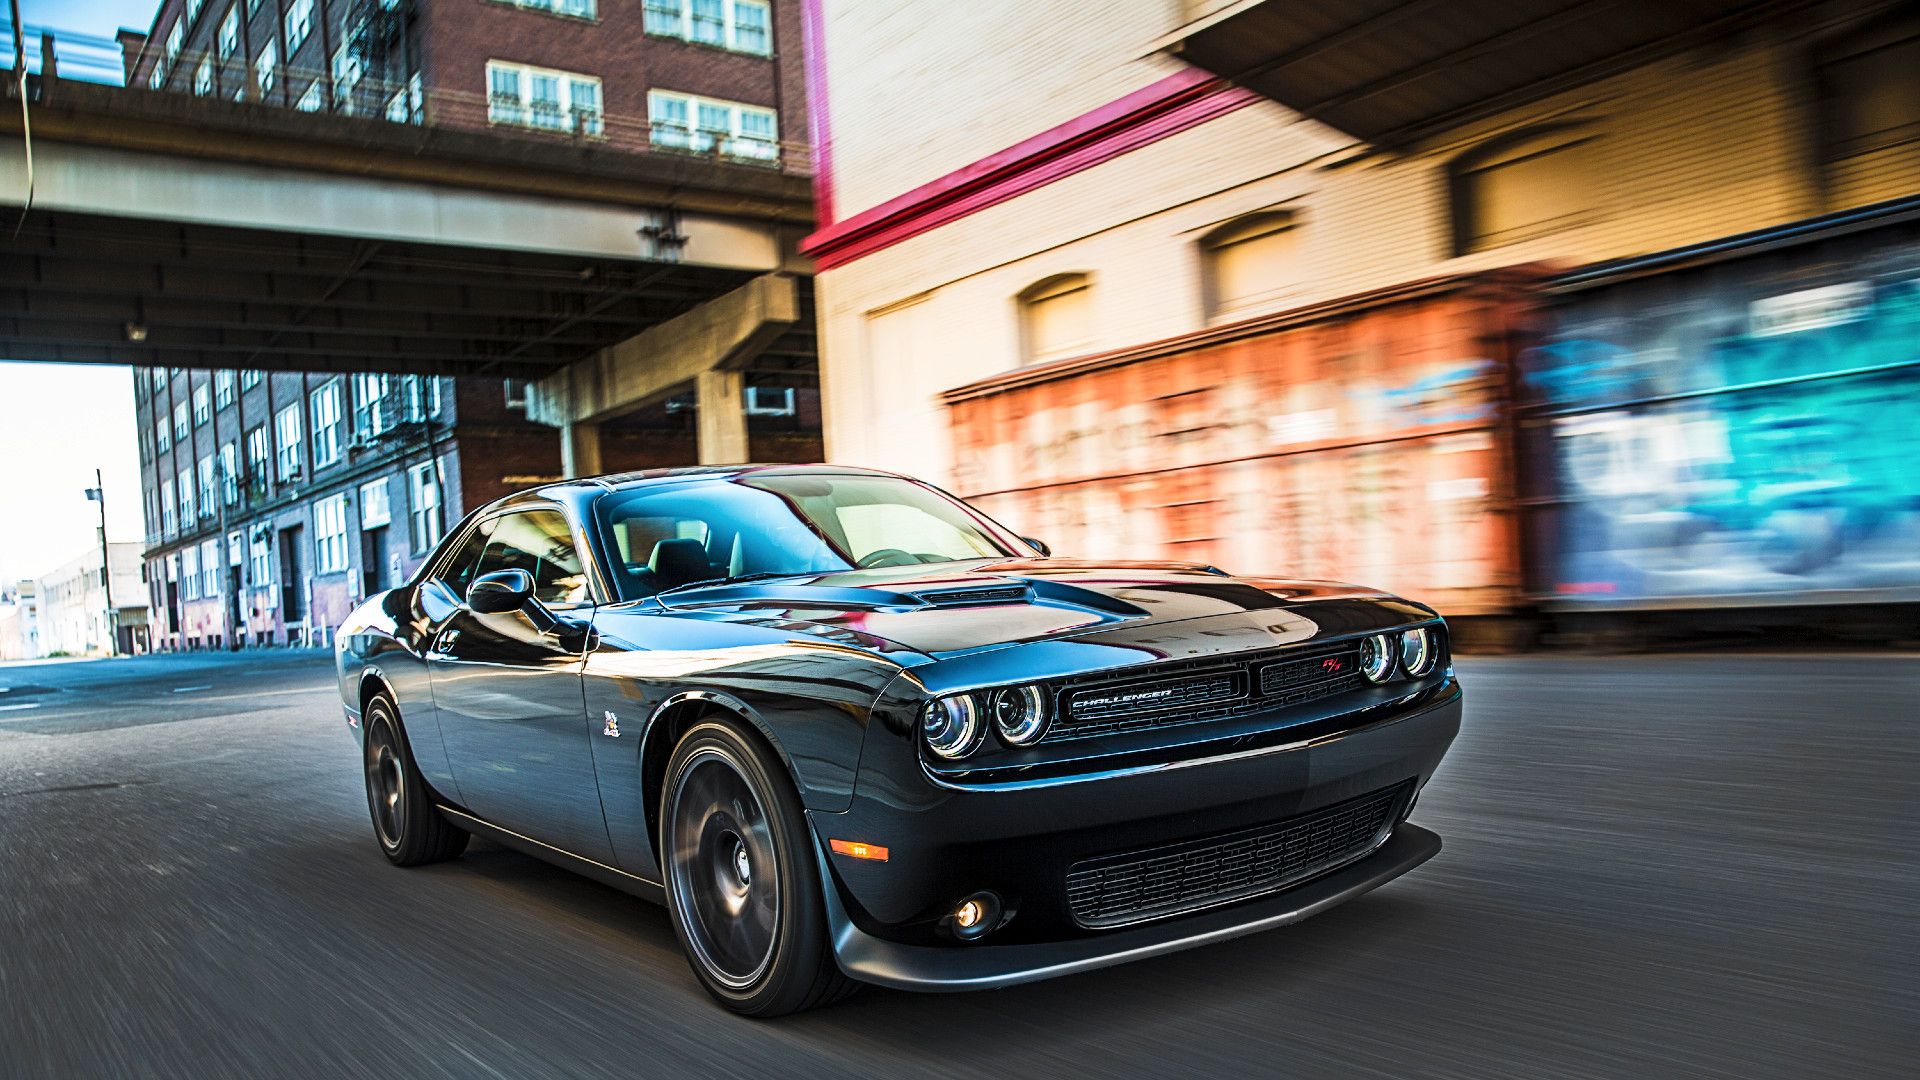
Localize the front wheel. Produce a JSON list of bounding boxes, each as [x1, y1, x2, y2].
[[661, 721, 856, 1016], [364, 695, 469, 867]]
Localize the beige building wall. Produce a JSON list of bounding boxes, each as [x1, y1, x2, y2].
[[812, 12, 1912, 498]]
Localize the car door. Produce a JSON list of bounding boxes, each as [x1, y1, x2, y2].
[[426, 504, 614, 863]]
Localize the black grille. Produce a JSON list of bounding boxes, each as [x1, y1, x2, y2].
[[1049, 642, 1370, 742], [1065, 784, 1407, 928]]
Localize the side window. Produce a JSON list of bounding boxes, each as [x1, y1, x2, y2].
[[432, 519, 494, 599], [474, 509, 591, 606]]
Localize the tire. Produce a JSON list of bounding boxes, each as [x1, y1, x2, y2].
[[363, 694, 469, 867], [660, 720, 857, 1016]]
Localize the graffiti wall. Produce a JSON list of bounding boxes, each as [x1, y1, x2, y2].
[[946, 277, 1532, 616], [1522, 223, 1920, 607]]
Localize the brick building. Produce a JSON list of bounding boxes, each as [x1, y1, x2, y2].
[[118, 0, 808, 169], [132, 365, 819, 650]]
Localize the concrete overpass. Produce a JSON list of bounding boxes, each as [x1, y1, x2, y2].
[[0, 76, 818, 467]]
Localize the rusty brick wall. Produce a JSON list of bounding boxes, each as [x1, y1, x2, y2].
[[946, 277, 1532, 616]]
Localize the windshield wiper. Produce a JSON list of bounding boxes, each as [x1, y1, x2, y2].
[[653, 571, 805, 600]]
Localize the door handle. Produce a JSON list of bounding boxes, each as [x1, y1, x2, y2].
[[428, 627, 460, 657]]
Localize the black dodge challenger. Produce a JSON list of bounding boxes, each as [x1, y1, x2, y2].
[[335, 464, 1460, 1015]]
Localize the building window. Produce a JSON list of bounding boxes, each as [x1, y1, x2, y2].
[[644, 0, 771, 56], [218, 6, 239, 58], [332, 45, 362, 110], [384, 74, 423, 124], [219, 443, 239, 505], [179, 465, 197, 522], [165, 21, 184, 65], [284, 0, 315, 56], [1821, 13, 1920, 209], [310, 380, 342, 467], [647, 90, 777, 161], [173, 401, 189, 440], [402, 375, 442, 420], [296, 81, 324, 112], [192, 384, 211, 425], [194, 56, 214, 96], [255, 41, 278, 94], [150, 62, 167, 90], [182, 544, 201, 601], [245, 425, 270, 496], [161, 480, 177, 534], [315, 494, 350, 575], [249, 530, 274, 598], [1018, 273, 1094, 364], [408, 461, 442, 553], [157, 416, 171, 453], [489, 0, 596, 18], [274, 402, 304, 481], [197, 455, 216, 518], [1450, 123, 1599, 254], [743, 386, 795, 416], [214, 369, 235, 409], [486, 61, 604, 135], [200, 539, 221, 598], [361, 478, 392, 529], [352, 372, 390, 437], [1200, 211, 1302, 321], [241, 368, 261, 390], [150, 367, 167, 392]]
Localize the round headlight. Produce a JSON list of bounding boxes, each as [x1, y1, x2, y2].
[[923, 694, 982, 759], [991, 685, 1049, 745], [1359, 633, 1395, 683], [1400, 627, 1438, 677]]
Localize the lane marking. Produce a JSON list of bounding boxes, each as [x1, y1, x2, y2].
[[170, 685, 214, 693], [0, 702, 41, 711]]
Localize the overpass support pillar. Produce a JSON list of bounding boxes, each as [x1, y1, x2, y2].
[[527, 273, 799, 473], [560, 421, 603, 479], [696, 370, 749, 464]]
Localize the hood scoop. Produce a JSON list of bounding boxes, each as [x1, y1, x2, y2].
[[911, 583, 1031, 607]]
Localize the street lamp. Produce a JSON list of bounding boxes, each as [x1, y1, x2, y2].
[[83, 468, 117, 657]]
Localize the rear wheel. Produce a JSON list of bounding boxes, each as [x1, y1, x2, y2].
[[364, 694, 468, 867], [661, 720, 856, 1016]]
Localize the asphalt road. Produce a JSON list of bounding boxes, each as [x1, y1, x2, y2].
[[1, 649, 1915, 1079]]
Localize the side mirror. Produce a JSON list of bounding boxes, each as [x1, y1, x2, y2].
[[1022, 537, 1051, 557], [467, 569, 561, 632]]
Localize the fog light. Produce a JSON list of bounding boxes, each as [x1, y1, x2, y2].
[[948, 891, 1002, 940]]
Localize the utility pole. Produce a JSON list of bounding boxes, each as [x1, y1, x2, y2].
[[85, 468, 116, 657]]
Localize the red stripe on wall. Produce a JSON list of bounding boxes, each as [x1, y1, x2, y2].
[[799, 69, 1262, 270]]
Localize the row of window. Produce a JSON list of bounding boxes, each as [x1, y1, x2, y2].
[[146, 375, 443, 538], [481, 59, 780, 160], [166, 457, 444, 605]]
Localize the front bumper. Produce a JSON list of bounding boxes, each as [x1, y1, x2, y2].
[[811, 677, 1461, 980], [820, 823, 1440, 991]]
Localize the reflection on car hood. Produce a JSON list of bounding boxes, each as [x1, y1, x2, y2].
[[651, 559, 1401, 659]]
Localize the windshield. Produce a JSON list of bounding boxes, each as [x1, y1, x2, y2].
[[592, 474, 1023, 599]]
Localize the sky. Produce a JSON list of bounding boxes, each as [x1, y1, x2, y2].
[[2, 3, 161, 581]]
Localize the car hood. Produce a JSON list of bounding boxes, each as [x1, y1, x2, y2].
[[649, 559, 1413, 660]]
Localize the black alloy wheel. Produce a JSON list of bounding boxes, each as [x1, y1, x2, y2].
[[661, 720, 856, 1016], [363, 695, 469, 867]]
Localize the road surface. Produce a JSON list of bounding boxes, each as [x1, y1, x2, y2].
[[2, 649, 1915, 1079]]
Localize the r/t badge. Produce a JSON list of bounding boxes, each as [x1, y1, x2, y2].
[[603, 710, 621, 738]]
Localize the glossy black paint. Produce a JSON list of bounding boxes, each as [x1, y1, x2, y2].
[[336, 464, 1462, 989]]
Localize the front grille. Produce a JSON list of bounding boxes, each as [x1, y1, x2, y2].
[[1065, 783, 1408, 929], [1048, 641, 1369, 742]]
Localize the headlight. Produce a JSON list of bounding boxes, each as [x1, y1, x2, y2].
[[991, 685, 1049, 745], [922, 694, 983, 759], [1359, 633, 1395, 683], [1400, 627, 1439, 677]]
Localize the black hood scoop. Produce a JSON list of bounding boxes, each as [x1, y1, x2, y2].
[[912, 584, 1031, 606]]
